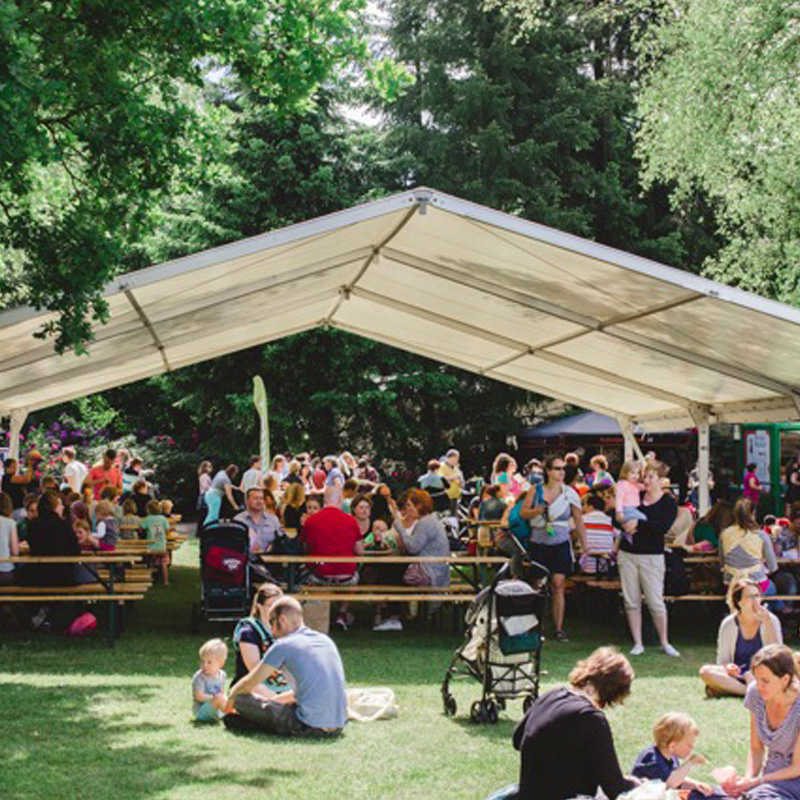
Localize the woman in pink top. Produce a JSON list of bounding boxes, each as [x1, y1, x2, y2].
[[743, 463, 762, 508]]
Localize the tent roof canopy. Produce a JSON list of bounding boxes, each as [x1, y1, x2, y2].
[[2, 187, 800, 431]]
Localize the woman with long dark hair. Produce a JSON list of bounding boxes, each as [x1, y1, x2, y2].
[[722, 644, 800, 798], [522, 454, 587, 642]]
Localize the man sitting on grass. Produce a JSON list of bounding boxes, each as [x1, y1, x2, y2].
[[224, 596, 347, 737]]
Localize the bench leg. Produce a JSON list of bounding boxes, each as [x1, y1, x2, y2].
[[107, 601, 117, 647]]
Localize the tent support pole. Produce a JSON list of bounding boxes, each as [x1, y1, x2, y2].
[[617, 416, 645, 463], [689, 405, 712, 515], [8, 408, 28, 461]]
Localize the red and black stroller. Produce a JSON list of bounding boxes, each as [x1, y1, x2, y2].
[[191, 520, 250, 632]]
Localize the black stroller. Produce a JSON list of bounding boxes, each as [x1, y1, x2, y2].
[[191, 520, 250, 632], [441, 552, 548, 724]]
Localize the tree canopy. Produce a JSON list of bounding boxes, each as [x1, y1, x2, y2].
[[637, 0, 800, 304], [0, 0, 368, 351]]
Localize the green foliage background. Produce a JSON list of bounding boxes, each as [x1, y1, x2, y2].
[[4, 0, 795, 493]]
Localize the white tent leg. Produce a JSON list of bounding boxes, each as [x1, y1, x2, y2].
[[8, 409, 28, 461], [617, 416, 645, 463], [690, 405, 712, 515]]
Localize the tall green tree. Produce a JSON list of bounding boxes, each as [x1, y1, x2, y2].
[[371, 0, 712, 266], [0, 0, 368, 351], [637, 0, 800, 304]]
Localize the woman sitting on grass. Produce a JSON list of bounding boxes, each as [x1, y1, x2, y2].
[[721, 644, 800, 798], [231, 583, 293, 700], [488, 647, 638, 800], [700, 577, 782, 698]]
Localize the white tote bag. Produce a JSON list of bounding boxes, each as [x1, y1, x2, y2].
[[346, 687, 399, 722]]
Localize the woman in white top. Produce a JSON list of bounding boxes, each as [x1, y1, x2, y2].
[[0, 492, 20, 585], [700, 577, 782, 697], [522, 455, 587, 642]]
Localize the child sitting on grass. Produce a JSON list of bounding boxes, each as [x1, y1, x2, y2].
[[120, 499, 141, 540], [141, 499, 170, 585], [192, 639, 228, 722], [632, 712, 714, 797]]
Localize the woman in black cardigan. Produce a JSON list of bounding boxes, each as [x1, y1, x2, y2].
[[617, 461, 680, 657], [488, 647, 638, 800]]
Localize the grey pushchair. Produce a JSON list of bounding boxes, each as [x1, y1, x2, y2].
[[441, 552, 548, 724]]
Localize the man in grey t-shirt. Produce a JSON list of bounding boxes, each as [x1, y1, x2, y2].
[[225, 597, 347, 736]]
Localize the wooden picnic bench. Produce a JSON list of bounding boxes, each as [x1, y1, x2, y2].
[[257, 553, 511, 604], [0, 554, 148, 643]]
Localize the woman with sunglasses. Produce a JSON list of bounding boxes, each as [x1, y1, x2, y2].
[[522, 455, 587, 642], [700, 577, 782, 698]]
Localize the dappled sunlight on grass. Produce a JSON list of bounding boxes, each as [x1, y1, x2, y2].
[[0, 538, 762, 797]]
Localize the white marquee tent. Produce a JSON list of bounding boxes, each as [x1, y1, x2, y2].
[[2, 187, 800, 510]]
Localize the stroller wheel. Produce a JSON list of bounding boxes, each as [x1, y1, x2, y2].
[[523, 695, 534, 713], [443, 694, 457, 717], [470, 700, 486, 724], [485, 700, 499, 724]]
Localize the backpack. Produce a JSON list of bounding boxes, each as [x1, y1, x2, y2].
[[233, 616, 271, 652]]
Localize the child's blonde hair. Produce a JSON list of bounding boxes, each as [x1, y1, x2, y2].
[[160, 499, 173, 515], [199, 638, 228, 662], [619, 460, 641, 481], [653, 712, 698, 749], [96, 500, 114, 519], [74, 519, 90, 534]]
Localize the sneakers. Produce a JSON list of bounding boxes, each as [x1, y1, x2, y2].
[[662, 643, 681, 658], [629, 644, 645, 656], [30, 606, 49, 631], [373, 618, 403, 631], [554, 629, 569, 642], [335, 615, 348, 631]]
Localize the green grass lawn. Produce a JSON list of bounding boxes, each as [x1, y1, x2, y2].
[[0, 541, 761, 799]]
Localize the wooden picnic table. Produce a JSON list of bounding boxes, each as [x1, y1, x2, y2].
[[0, 553, 146, 643], [257, 553, 510, 593]]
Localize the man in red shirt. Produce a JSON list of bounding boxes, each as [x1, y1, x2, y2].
[[301, 499, 363, 630], [88, 448, 123, 501]]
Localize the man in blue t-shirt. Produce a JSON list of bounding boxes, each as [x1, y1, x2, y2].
[[225, 596, 347, 736]]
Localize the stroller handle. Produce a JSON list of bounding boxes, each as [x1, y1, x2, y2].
[[493, 531, 550, 587]]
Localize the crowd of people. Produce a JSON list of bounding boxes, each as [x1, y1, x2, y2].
[[198, 450, 456, 631], [191, 445, 800, 654], [0, 446, 171, 623]]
